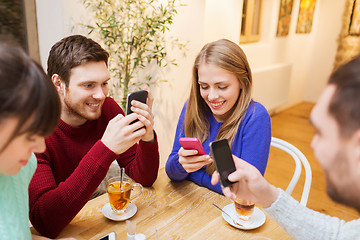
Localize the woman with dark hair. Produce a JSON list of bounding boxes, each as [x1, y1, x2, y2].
[[0, 44, 74, 240], [166, 39, 271, 194]]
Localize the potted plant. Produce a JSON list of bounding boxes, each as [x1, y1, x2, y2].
[[82, 0, 186, 108]]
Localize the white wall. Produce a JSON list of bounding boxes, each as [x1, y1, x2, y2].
[[35, 0, 344, 168], [36, 0, 89, 68], [150, 0, 207, 168], [203, 0, 242, 42], [304, 0, 345, 102], [36, 0, 64, 68], [238, 0, 332, 110]]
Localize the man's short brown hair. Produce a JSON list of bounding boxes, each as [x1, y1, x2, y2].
[[47, 35, 109, 86], [328, 55, 360, 137]]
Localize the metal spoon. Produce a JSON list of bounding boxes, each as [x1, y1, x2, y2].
[[212, 203, 243, 226]]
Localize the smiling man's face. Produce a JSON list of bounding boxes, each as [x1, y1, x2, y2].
[[60, 61, 110, 126]]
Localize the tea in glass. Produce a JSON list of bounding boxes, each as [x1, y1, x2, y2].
[[107, 181, 131, 213], [106, 176, 143, 214], [234, 198, 255, 221]]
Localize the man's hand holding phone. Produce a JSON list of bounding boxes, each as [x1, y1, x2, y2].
[[101, 90, 155, 155], [178, 137, 212, 173], [126, 90, 155, 142], [101, 113, 145, 155], [211, 155, 280, 208]]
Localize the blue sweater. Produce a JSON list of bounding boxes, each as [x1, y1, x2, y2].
[[165, 100, 271, 194]]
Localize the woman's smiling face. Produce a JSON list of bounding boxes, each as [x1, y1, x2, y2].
[[198, 62, 241, 122]]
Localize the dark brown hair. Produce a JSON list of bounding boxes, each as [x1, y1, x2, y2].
[[47, 35, 109, 86], [0, 44, 61, 151], [328, 55, 360, 137]]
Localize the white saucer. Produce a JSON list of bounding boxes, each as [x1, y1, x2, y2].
[[221, 203, 266, 230], [102, 202, 137, 221]]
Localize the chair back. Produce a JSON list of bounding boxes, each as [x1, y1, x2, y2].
[[270, 137, 312, 206]]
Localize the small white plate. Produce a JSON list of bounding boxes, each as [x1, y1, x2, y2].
[[222, 203, 266, 230], [102, 202, 137, 221]]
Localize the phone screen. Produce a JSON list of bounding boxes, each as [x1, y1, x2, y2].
[[96, 232, 116, 240], [126, 90, 148, 115], [210, 139, 237, 187]]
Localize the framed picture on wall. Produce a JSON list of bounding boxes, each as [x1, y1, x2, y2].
[[276, 0, 294, 37], [349, 0, 360, 35], [296, 0, 317, 34]]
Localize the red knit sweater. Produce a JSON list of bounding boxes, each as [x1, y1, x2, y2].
[[29, 97, 159, 238]]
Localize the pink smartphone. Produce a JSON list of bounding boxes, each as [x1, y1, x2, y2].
[[179, 137, 206, 155]]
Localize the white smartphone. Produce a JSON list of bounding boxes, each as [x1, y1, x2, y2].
[[97, 231, 116, 240]]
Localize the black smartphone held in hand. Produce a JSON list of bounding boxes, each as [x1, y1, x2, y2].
[[210, 139, 237, 187], [126, 90, 148, 125], [126, 90, 148, 115]]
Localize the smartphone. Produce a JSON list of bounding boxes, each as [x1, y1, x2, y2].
[[179, 137, 206, 155], [209, 139, 237, 187], [126, 90, 148, 115], [97, 231, 116, 240]]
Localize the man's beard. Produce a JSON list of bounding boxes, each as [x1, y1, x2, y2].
[[63, 96, 102, 124], [326, 177, 360, 213], [325, 150, 360, 213]]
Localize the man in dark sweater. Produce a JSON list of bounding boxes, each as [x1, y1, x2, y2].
[[29, 35, 159, 238]]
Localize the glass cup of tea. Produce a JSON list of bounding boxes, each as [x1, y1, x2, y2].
[[106, 176, 143, 214], [234, 198, 255, 221]]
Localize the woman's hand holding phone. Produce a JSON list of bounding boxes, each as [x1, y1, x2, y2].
[[178, 148, 212, 173]]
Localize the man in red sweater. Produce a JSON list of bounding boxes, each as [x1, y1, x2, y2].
[[29, 35, 160, 238]]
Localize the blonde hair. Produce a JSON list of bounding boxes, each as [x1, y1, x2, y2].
[[184, 39, 252, 174]]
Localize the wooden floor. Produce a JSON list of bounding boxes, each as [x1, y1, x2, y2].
[[265, 102, 360, 221]]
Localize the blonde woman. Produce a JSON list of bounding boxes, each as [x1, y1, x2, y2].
[[166, 39, 271, 194]]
